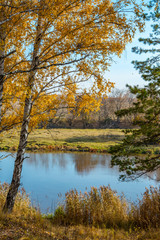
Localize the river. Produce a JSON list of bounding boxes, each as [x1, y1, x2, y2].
[[0, 151, 158, 213]]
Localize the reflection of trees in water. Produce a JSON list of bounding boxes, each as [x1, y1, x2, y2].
[[72, 153, 111, 175], [25, 153, 160, 182], [25, 153, 116, 175], [155, 168, 160, 182], [26, 153, 50, 170], [55, 153, 67, 169], [26, 153, 69, 171], [147, 168, 160, 182]]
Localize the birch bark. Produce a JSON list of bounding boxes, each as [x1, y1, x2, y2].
[[0, 7, 6, 124], [3, 11, 42, 212]]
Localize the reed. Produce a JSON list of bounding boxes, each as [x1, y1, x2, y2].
[[131, 186, 160, 228], [0, 182, 37, 217], [53, 186, 129, 228], [1, 183, 160, 239]]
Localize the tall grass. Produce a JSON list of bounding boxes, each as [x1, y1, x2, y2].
[[0, 182, 37, 218], [52, 185, 160, 230], [131, 186, 160, 228], [1, 183, 160, 231], [52, 186, 129, 228]]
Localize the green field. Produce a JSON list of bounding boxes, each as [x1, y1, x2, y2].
[[0, 128, 125, 152]]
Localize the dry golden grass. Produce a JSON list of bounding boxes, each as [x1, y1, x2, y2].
[[1, 183, 160, 239], [52, 186, 128, 228], [0, 128, 124, 152], [0, 128, 159, 154], [131, 186, 160, 228]]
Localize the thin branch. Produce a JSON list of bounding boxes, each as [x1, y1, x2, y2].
[[2, 50, 16, 59]]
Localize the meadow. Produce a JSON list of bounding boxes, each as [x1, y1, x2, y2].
[[0, 128, 124, 152], [0, 128, 159, 155]]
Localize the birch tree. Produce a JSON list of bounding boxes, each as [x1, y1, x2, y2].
[[3, 0, 145, 212], [0, 1, 40, 131]]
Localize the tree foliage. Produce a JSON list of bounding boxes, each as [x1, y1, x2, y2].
[[110, 0, 160, 181], [1, 0, 146, 212], [0, 0, 38, 130], [1, 0, 144, 128]]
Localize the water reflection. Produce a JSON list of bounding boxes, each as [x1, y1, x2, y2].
[[26, 152, 112, 175], [147, 168, 160, 182], [0, 152, 159, 213], [73, 153, 109, 175]]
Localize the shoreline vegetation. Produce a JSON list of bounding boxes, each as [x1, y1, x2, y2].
[[0, 128, 160, 154], [1, 183, 160, 240], [1, 128, 160, 239]]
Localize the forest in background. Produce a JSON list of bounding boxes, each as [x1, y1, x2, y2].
[[46, 88, 135, 129]]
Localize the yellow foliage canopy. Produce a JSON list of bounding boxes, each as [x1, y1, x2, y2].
[[0, 0, 145, 130]]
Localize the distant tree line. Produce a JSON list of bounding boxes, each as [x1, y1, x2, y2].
[[45, 88, 136, 129]]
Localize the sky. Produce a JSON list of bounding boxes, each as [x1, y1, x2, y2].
[[106, 23, 152, 90]]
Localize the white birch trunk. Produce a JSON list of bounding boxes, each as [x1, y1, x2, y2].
[[3, 91, 33, 212], [3, 10, 42, 212], [0, 8, 6, 124]]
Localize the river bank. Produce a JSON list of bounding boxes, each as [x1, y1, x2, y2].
[[0, 128, 159, 154], [0, 183, 160, 240], [0, 128, 124, 153]]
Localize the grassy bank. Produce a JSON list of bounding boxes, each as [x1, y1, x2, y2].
[[0, 128, 159, 154], [0, 128, 124, 153], [1, 183, 160, 240]]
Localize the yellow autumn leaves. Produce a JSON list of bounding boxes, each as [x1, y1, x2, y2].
[[0, 0, 145, 131]]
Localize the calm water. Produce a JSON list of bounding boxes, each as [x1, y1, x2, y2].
[[0, 152, 159, 213]]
